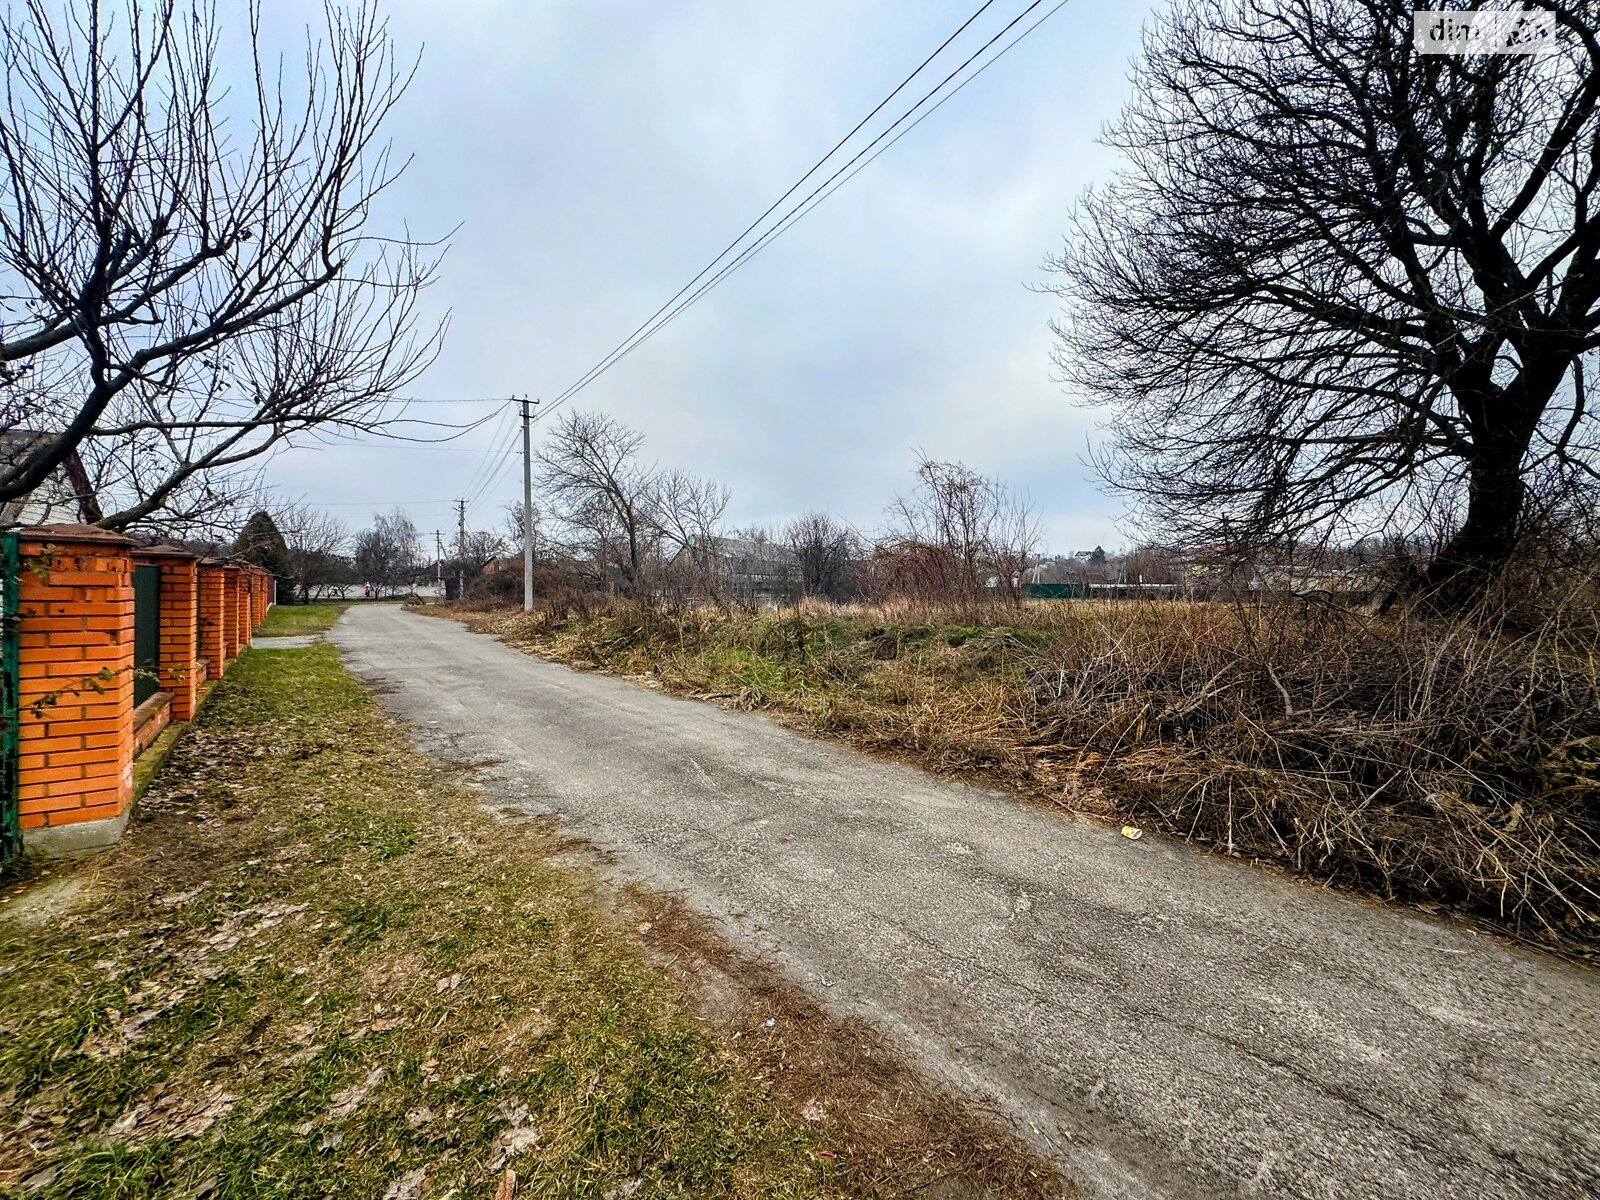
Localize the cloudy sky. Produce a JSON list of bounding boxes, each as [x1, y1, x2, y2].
[[258, 0, 1158, 552]]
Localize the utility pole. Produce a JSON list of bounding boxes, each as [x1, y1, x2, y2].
[[455, 499, 467, 601], [433, 531, 444, 592], [521, 396, 539, 612]]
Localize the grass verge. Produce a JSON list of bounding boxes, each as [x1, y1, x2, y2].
[[256, 602, 348, 637], [0, 642, 1063, 1199], [454, 597, 1600, 955]]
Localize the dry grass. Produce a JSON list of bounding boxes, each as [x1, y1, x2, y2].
[[0, 640, 1067, 1199], [458, 594, 1600, 955]]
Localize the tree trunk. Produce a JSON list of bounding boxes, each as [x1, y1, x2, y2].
[[1423, 462, 1523, 606], [1423, 358, 1569, 608]]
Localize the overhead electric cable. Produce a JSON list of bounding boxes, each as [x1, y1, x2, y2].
[[550, 0, 1073, 393], [536, 0, 1062, 428], [543, 0, 1001, 415]]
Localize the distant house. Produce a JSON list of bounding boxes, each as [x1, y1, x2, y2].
[[1246, 562, 1383, 601], [672, 535, 798, 603], [0, 430, 102, 527]]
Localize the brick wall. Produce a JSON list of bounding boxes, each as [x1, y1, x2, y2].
[[138, 548, 201, 721], [13, 530, 286, 857], [16, 527, 137, 853], [222, 566, 243, 661], [235, 572, 248, 648], [197, 562, 228, 678]]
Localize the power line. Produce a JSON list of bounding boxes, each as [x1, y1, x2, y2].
[[466, 417, 524, 507], [311, 444, 518, 454], [211, 396, 514, 405], [535, 0, 1065, 429], [460, 402, 520, 504], [377, 397, 520, 405], [557, 0, 1073, 392], [460, 4, 1010, 499], [544, 0, 1002, 416], [466, 1, 1072, 511], [303, 499, 461, 507]]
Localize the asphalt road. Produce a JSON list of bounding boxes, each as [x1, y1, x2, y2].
[[330, 604, 1600, 1200]]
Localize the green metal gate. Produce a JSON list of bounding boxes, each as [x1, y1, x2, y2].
[[133, 563, 161, 708], [1, 532, 21, 866]]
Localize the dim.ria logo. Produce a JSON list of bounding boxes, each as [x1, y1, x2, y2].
[[1412, 8, 1558, 55]]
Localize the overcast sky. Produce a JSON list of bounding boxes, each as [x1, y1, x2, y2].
[[258, 0, 1158, 552]]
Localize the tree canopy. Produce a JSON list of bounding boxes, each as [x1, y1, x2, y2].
[[0, 0, 442, 532], [1047, 0, 1600, 603]]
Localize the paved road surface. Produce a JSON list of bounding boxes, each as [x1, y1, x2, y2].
[[330, 605, 1600, 1200]]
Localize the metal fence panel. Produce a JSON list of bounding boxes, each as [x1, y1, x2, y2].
[[133, 563, 161, 707]]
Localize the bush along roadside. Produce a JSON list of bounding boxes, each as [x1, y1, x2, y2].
[[0, 641, 1065, 1200], [457, 597, 1600, 956]]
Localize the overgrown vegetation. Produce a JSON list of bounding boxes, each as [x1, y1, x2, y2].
[[461, 595, 1600, 953], [0, 643, 1059, 1198]]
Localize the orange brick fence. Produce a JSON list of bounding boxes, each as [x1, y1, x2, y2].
[[7, 524, 275, 856]]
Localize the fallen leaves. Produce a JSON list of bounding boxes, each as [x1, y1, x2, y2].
[[325, 1066, 385, 1122], [383, 1165, 426, 1200], [489, 1103, 541, 1169], [106, 1086, 236, 1145]]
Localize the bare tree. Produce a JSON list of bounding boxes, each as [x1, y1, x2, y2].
[[1046, 0, 1600, 606], [500, 500, 548, 559], [455, 529, 507, 578], [537, 411, 656, 593], [784, 512, 856, 601], [651, 468, 731, 573], [353, 508, 420, 597], [275, 502, 349, 602], [0, 0, 444, 530], [880, 457, 1040, 604]]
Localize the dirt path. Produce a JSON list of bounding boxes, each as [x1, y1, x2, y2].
[[332, 604, 1600, 1200]]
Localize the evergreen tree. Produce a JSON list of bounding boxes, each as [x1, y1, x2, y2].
[[235, 510, 296, 604]]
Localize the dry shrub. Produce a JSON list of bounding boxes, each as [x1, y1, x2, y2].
[[1026, 599, 1599, 944]]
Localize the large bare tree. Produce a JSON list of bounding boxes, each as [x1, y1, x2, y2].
[[0, 0, 443, 530], [651, 468, 730, 563], [537, 411, 656, 593], [353, 508, 420, 597], [274, 501, 350, 602], [1046, 0, 1600, 604]]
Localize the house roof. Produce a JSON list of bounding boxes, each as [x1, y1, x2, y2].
[[0, 428, 103, 525]]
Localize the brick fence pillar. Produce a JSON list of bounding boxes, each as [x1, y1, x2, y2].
[[233, 568, 250, 650], [249, 570, 264, 629], [136, 546, 201, 722], [221, 565, 243, 661], [196, 561, 227, 681], [15, 524, 137, 855]]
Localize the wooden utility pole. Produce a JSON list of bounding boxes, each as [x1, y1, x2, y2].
[[455, 499, 467, 601], [521, 396, 539, 612]]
